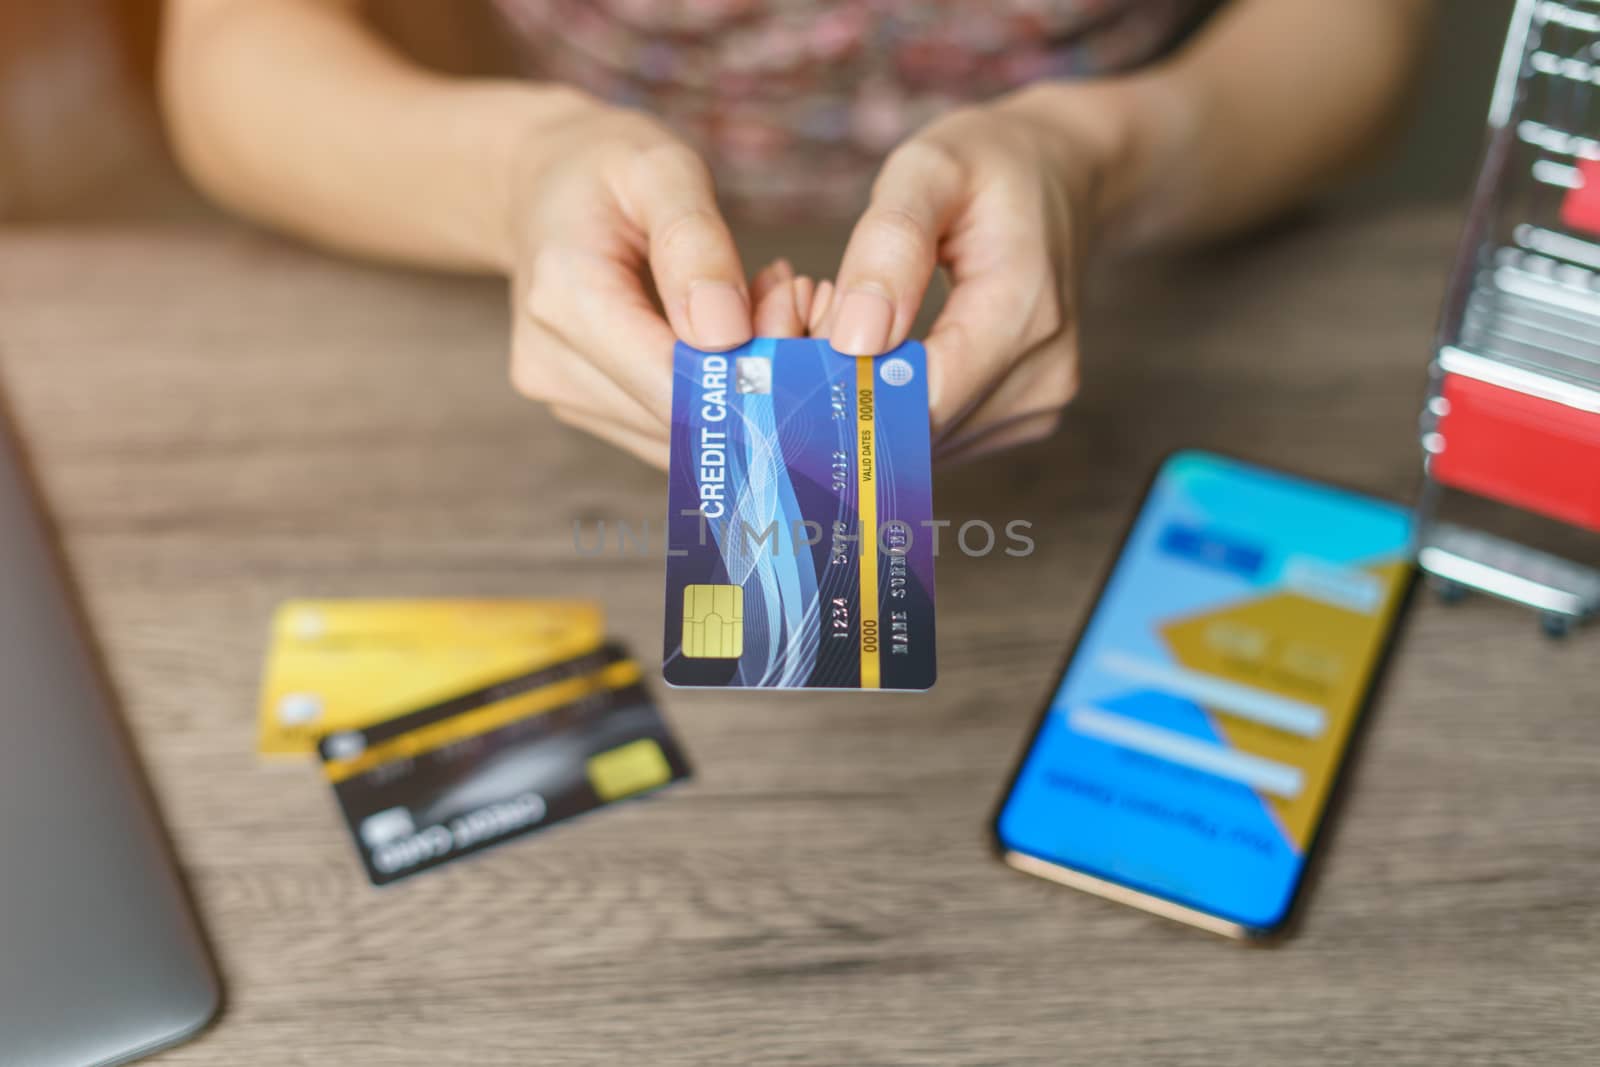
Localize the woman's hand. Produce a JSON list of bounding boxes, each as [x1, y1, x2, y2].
[[165, 0, 1431, 470], [821, 86, 1134, 465], [506, 96, 813, 468]]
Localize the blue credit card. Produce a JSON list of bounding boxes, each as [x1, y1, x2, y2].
[[663, 337, 936, 690]]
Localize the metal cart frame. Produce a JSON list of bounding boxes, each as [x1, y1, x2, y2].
[[1416, 0, 1600, 637]]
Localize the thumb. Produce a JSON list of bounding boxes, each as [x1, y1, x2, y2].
[[619, 142, 752, 351], [827, 141, 966, 356]]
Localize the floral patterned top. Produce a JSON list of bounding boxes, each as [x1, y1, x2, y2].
[[491, 0, 1215, 219]]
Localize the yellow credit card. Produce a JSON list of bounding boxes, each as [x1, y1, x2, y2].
[[257, 599, 604, 757]]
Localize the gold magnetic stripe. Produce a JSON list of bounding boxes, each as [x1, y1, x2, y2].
[[855, 358, 880, 689], [322, 659, 641, 783]]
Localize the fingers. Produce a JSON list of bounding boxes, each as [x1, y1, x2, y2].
[[750, 258, 793, 309], [616, 142, 752, 351], [752, 261, 824, 338], [753, 282, 802, 337], [749, 258, 824, 338], [922, 254, 1065, 434], [926, 309, 1073, 443], [936, 411, 1061, 468], [751, 258, 798, 336], [808, 279, 834, 335], [523, 251, 678, 423], [511, 315, 667, 437], [826, 140, 966, 355], [791, 276, 816, 331], [930, 321, 1077, 455], [549, 405, 670, 470], [518, 291, 672, 468]]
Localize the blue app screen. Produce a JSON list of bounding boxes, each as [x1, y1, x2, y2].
[[996, 452, 1412, 931]]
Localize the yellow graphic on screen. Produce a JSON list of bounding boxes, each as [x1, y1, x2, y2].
[[682, 584, 743, 658], [587, 738, 672, 801], [1160, 560, 1406, 851]]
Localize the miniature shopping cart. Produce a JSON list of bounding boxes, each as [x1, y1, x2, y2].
[[1417, 0, 1600, 637]]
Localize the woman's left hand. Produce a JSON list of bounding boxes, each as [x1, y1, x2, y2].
[[819, 86, 1133, 464]]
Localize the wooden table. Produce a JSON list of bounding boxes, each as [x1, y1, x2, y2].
[[0, 209, 1595, 1066]]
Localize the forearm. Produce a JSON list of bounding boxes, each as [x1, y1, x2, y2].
[[161, 0, 577, 272], [1016, 0, 1436, 249]]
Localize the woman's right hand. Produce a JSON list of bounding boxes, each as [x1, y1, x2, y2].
[[505, 94, 810, 468]]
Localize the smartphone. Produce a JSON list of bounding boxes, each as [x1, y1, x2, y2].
[[993, 450, 1416, 939]]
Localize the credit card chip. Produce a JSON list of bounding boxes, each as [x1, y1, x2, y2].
[[682, 584, 742, 658], [587, 739, 672, 801]]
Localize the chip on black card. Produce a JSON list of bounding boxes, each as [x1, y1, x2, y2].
[[317, 644, 691, 885]]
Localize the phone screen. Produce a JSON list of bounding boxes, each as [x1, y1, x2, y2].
[[995, 451, 1414, 934]]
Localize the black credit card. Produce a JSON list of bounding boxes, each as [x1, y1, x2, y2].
[[317, 644, 691, 885]]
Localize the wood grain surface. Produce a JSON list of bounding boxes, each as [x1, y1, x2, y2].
[[0, 210, 1595, 1066]]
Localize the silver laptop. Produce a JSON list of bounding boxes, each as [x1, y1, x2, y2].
[[0, 413, 220, 1066]]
